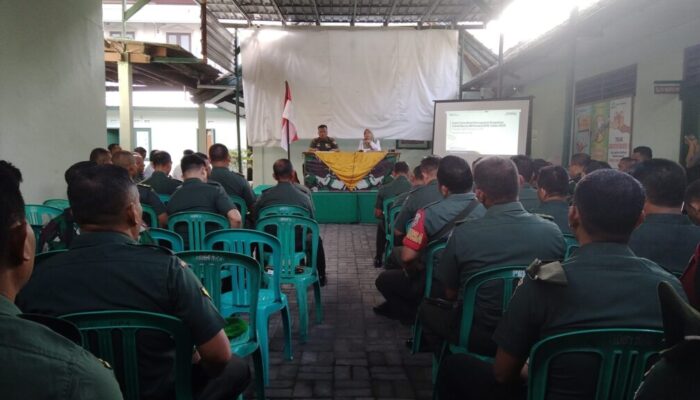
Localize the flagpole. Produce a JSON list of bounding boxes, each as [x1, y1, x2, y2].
[[285, 80, 291, 160]]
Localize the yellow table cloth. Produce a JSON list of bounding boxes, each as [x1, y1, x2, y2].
[[314, 151, 388, 190]]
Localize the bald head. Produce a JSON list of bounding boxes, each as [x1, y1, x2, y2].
[[473, 156, 519, 205], [112, 151, 137, 178]]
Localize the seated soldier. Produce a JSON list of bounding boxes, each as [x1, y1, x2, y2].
[[16, 165, 250, 400], [254, 159, 329, 286], [393, 156, 442, 244], [533, 165, 571, 234], [436, 169, 684, 400], [208, 144, 256, 219], [0, 163, 123, 400], [684, 179, 700, 226], [618, 156, 637, 173], [421, 156, 565, 356], [629, 159, 700, 275], [113, 150, 167, 227], [392, 165, 424, 209], [373, 161, 411, 268], [510, 155, 539, 212], [568, 153, 590, 194], [141, 151, 182, 195], [374, 156, 486, 324], [89, 147, 112, 165], [167, 154, 242, 229], [530, 158, 552, 188]]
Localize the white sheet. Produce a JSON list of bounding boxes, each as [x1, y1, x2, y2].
[[240, 29, 459, 146]]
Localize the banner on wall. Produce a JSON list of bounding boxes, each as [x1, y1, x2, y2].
[[573, 96, 633, 166]]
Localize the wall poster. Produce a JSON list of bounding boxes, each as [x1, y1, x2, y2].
[[573, 96, 633, 167]]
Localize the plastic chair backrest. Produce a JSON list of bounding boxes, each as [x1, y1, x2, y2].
[[176, 251, 261, 336], [564, 234, 580, 258], [61, 310, 193, 400], [458, 266, 527, 348], [258, 204, 311, 219], [229, 195, 248, 225], [43, 199, 70, 210], [25, 204, 62, 226], [528, 328, 664, 400], [386, 204, 402, 234], [255, 215, 319, 278], [167, 212, 228, 250], [422, 240, 448, 297], [253, 184, 273, 196], [141, 204, 159, 228], [158, 194, 171, 205], [204, 229, 283, 302], [147, 228, 184, 252], [381, 196, 396, 219]]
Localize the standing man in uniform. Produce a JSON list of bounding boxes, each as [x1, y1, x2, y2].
[[436, 169, 683, 400], [423, 156, 565, 356], [393, 156, 442, 241], [629, 159, 700, 275], [208, 143, 256, 220], [112, 150, 167, 227], [533, 165, 572, 234], [374, 156, 486, 324], [254, 159, 329, 286], [167, 154, 242, 229], [308, 125, 339, 152], [510, 155, 539, 212], [0, 163, 123, 400], [141, 151, 182, 195], [374, 162, 411, 268], [17, 165, 250, 400]]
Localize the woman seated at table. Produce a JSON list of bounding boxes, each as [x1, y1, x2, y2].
[[358, 129, 381, 152]]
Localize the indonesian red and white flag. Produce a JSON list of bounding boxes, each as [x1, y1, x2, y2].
[[280, 81, 298, 151]]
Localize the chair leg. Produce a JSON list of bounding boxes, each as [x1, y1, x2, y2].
[[255, 313, 270, 386], [313, 280, 323, 324], [296, 284, 310, 343], [280, 305, 293, 361], [252, 348, 266, 400]]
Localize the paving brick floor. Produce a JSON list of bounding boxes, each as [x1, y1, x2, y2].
[[246, 224, 433, 400]]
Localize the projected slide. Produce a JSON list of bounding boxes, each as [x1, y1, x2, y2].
[[445, 109, 521, 155]]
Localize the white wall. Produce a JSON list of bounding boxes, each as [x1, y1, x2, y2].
[[0, 0, 105, 202]]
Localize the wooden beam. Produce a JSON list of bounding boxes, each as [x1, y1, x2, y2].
[[384, 0, 400, 26], [269, 0, 287, 25], [310, 0, 321, 25]]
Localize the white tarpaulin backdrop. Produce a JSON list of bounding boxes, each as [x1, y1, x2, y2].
[[240, 29, 459, 147]]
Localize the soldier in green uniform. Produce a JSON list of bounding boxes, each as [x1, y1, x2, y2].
[[141, 151, 182, 195], [629, 159, 700, 275], [113, 150, 167, 227], [374, 156, 486, 323], [568, 152, 591, 195], [511, 155, 539, 212], [532, 165, 571, 234], [436, 169, 683, 400], [392, 165, 424, 208], [208, 144, 256, 219], [16, 164, 251, 400], [422, 156, 565, 356], [393, 156, 443, 239], [373, 161, 411, 267], [308, 124, 339, 152], [0, 164, 122, 399]]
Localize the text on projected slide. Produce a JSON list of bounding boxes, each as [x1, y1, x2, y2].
[[445, 109, 521, 155]]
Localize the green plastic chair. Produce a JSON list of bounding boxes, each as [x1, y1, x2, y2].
[[564, 234, 580, 258], [527, 328, 664, 400], [381, 196, 396, 220], [253, 184, 273, 196], [43, 199, 70, 210], [25, 204, 63, 243], [157, 194, 171, 205], [255, 215, 323, 343], [383, 204, 403, 263], [61, 310, 194, 400], [141, 204, 159, 228], [229, 195, 248, 226], [411, 240, 448, 354], [257, 204, 311, 219], [174, 251, 265, 399], [167, 212, 228, 250], [146, 228, 184, 252], [204, 229, 293, 385]]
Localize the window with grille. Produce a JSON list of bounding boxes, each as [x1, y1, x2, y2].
[[166, 33, 191, 51], [575, 64, 637, 104]]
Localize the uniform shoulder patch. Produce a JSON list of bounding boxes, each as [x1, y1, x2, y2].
[[526, 259, 567, 286]]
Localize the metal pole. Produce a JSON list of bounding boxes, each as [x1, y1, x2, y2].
[[121, 0, 127, 38], [201, 0, 208, 63], [497, 32, 504, 99], [458, 29, 464, 99], [234, 29, 243, 173], [562, 8, 578, 167], [286, 115, 291, 160]]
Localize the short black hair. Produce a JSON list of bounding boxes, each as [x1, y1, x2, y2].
[[209, 143, 229, 162], [133, 147, 147, 159], [685, 180, 700, 203], [273, 159, 294, 179], [107, 143, 121, 152], [151, 151, 172, 167], [112, 150, 135, 170], [0, 168, 26, 266], [574, 169, 645, 242], [633, 146, 653, 160], [532, 158, 552, 182], [68, 165, 136, 227], [570, 153, 591, 167], [420, 156, 441, 174], [149, 149, 159, 159], [64, 161, 96, 185], [195, 152, 209, 161], [413, 166, 423, 181], [437, 156, 473, 194], [473, 156, 519, 203], [584, 160, 612, 175], [318, 124, 327, 130], [393, 161, 409, 174], [181, 154, 206, 174], [183, 149, 195, 156], [89, 148, 110, 163], [510, 155, 534, 181], [537, 165, 569, 196], [632, 159, 686, 207], [0, 161, 22, 186]]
